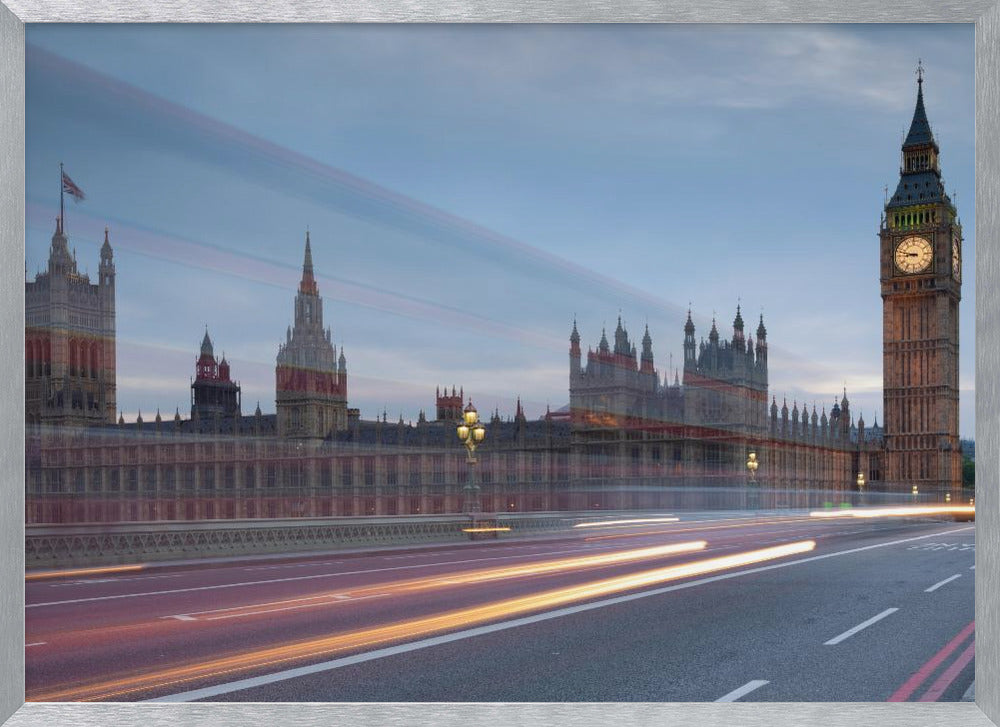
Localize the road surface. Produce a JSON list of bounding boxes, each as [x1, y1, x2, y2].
[[25, 511, 975, 703]]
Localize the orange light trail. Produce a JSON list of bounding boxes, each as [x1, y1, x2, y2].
[[460, 526, 512, 533], [26, 541, 711, 644], [164, 540, 711, 622], [30, 539, 814, 702], [809, 506, 975, 519], [26, 564, 146, 581]]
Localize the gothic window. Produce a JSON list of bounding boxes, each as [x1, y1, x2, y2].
[[386, 457, 398, 486], [341, 459, 353, 487], [532, 452, 543, 482], [557, 452, 569, 481], [480, 453, 493, 484], [244, 465, 255, 488], [163, 466, 175, 490], [432, 455, 445, 485], [363, 457, 375, 488]]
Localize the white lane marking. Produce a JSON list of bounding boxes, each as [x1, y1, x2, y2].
[[823, 608, 898, 646], [162, 591, 370, 621], [25, 642, 47, 647], [970, 565, 976, 570], [716, 680, 770, 702], [925, 574, 962, 592], [148, 526, 973, 703], [47, 573, 189, 587], [204, 593, 388, 622], [243, 561, 341, 572]]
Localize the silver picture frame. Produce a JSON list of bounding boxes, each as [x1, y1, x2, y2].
[[1, 2, 997, 725]]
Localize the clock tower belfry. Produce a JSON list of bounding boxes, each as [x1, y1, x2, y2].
[[880, 64, 962, 498]]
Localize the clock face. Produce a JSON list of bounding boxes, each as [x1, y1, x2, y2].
[[894, 236, 933, 274], [952, 240, 961, 281]]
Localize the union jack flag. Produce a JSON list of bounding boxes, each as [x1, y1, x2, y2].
[[61, 171, 85, 201]]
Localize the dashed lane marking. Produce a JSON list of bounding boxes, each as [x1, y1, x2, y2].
[[716, 680, 770, 702], [926, 574, 962, 592], [824, 608, 898, 646]]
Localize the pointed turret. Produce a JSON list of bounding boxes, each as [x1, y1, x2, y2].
[[48, 215, 76, 276], [100, 226, 113, 263], [732, 304, 745, 352], [708, 317, 719, 345], [683, 309, 696, 368], [887, 65, 950, 211], [299, 230, 318, 295], [903, 64, 935, 149], [200, 328, 214, 358], [570, 318, 582, 377], [598, 327, 610, 354], [640, 324, 654, 373], [613, 315, 631, 357]]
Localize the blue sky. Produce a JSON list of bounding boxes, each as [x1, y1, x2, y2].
[[25, 24, 976, 436]]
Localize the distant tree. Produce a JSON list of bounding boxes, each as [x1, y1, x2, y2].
[[962, 457, 975, 489]]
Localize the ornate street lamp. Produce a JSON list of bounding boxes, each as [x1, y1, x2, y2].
[[457, 401, 486, 514], [746, 451, 759, 512], [911, 484, 919, 503]]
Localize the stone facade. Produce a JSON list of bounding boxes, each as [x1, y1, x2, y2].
[[25, 220, 116, 427], [275, 232, 348, 439], [23, 74, 963, 524], [569, 309, 883, 498], [880, 69, 963, 497]]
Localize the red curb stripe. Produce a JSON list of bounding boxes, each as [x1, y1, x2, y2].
[[887, 620, 975, 702], [917, 641, 975, 702]]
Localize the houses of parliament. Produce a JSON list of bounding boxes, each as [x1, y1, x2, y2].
[[24, 74, 963, 523]]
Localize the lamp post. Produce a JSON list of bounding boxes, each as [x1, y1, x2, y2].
[[856, 471, 866, 506], [746, 451, 759, 512], [911, 484, 919, 503], [457, 401, 486, 515]]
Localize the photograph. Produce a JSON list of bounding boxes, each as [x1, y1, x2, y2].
[[20, 22, 980, 707]]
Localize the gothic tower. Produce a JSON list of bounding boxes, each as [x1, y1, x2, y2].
[[275, 231, 348, 438], [191, 329, 241, 420], [25, 220, 116, 426], [880, 66, 962, 495]]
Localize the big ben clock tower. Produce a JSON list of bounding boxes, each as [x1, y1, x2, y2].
[[881, 64, 962, 498]]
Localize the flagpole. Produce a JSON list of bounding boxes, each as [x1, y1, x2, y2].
[[59, 161, 64, 233]]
